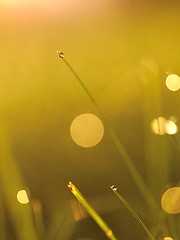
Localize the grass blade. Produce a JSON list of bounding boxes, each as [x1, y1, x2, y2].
[[110, 185, 155, 240], [68, 182, 117, 240], [59, 52, 157, 210]]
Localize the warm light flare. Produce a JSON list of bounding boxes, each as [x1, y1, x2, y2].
[[165, 74, 180, 91], [162, 237, 174, 240], [17, 189, 29, 204], [151, 117, 166, 135], [151, 117, 178, 135], [166, 120, 178, 135]]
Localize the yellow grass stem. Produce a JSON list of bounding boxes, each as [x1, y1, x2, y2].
[[68, 182, 117, 240]]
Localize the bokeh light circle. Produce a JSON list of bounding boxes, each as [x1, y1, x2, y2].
[[162, 237, 173, 240], [17, 189, 29, 204], [161, 187, 180, 214], [151, 117, 178, 135], [166, 120, 178, 135], [70, 113, 104, 148], [151, 117, 166, 135], [166, 74, 180, 91]]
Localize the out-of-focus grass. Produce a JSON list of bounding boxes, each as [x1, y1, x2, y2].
[[0, 197, 6, 240], [0, 118, 39, 240], [0, 1, 180, 239]]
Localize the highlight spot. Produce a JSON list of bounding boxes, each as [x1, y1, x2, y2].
[[162, 237, 174, 240], [166, 74, 180, 91], [151, 117, 166, 135], [166, 120, 178, 135], [70, 113, 104, 148], [17, 190, 29, 204], [151, 117, 178, 135], [161, 187, 180, 214]]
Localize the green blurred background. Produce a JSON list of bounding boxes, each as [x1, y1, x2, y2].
[[0, 0, 180, 239]]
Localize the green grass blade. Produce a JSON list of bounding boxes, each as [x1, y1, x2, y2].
[[68, 182, 117, 240], [110, 185, 155, 240], [0, 118, 39, 240], [59, 52, 157, 210]]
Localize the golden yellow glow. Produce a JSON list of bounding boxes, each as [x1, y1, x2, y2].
[[166, 120, 178, 135], [162, 237, 174, 240], [161, 187, 180, 214], [151, 117, 178, 135], [70, 113, 104, 148], [17, 189, 29, 204], [151, 117, 166, 135], [166, 74, 180, 91]]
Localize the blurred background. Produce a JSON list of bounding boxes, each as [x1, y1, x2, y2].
[[0, 0, 180, 239]]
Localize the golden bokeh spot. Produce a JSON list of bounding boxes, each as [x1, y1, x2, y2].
[[161, 187, 180, 214], [166, 74, 180, 91], [162, 237, 174, 240], [70, 113, 104, 148], [151, 117, 178, 135], [166, 120, 178, 135], [17, 190, 29, 204], [151, 117, 166, 135]]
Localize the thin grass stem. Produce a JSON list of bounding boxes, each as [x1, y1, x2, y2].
[[68, 182, 117, 240], [59, 52, 157, 210], [110, 185, 155, 240]]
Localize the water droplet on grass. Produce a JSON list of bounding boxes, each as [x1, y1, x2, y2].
[[59, 52, 64, 58]]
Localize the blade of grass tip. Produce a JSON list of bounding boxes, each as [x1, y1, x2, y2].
[[58, 52, 157, 210], [68, 182, 117, 240], [110, 185, 155, 240]]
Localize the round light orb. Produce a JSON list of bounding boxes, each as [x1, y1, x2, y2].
[[70, 113, 104, 148], [151, 117, 167, 135], [162, 237, 174, 240], [166, 120, 178, 135], [166, 74, 180, 91], [17, 190, 29, 204], [161, 187, 180, 214]]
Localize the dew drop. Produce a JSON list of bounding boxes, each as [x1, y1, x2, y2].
[[59, 52, 64, 58], [110, 185, 117, 191]]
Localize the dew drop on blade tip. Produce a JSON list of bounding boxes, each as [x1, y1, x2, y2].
[[59, 52, 64, 58], [110, 185, 117, 191]]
